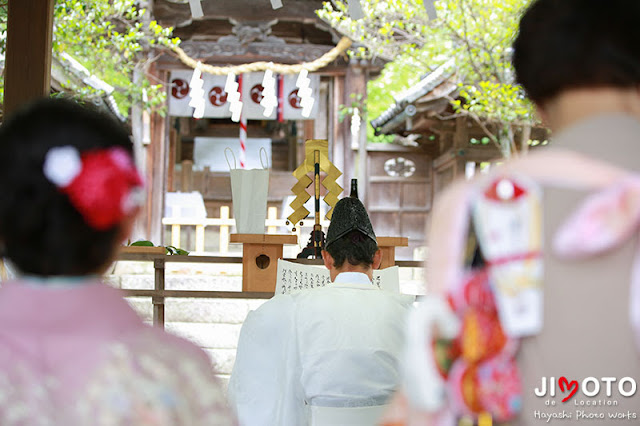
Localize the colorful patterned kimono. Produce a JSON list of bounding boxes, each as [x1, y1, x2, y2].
[[389, 114, 640, 425], [0, 279, 237, 426]]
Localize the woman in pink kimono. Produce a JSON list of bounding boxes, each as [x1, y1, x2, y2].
[[0, 99, 237, 425], [384, 0, 640, 424]]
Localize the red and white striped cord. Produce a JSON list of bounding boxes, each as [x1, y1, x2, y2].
[[239, 118, 247, 169], [238, 74, 247, 169]]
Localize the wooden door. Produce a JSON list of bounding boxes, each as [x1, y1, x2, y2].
[[365, 146, 432, 260]]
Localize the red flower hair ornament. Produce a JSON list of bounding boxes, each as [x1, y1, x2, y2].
[[43, 146, 144, 230]]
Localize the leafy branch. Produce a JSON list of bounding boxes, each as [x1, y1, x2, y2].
[[319, 0, 540, 154], [129, 240, 189, 255]]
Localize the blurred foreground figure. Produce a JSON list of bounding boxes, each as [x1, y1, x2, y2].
[[0, 99, 236, 425], [384, 0, 640, 424], [229, 197, 413, 425]]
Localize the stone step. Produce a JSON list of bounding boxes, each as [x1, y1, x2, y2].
[[126, 297, 267, 323], [116, 274, 243, 291], [204, 348, 237, 375], [165, 321, 242, 350], [216, 375, 230, 395], [115, 273, 425, 294], [112, 260, 243, 276]]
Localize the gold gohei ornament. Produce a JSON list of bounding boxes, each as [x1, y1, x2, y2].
[[288, 139, 342, 258]]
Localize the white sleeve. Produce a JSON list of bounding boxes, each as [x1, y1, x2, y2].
[[228, 295, 305, 426]]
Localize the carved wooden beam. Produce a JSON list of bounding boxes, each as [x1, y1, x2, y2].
[[178, 40, 343, 65], [170, 17, 335, 46]]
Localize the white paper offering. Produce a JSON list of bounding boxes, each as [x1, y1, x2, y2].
[[473, 176, 544, 338], [225, 147, 270, 234], [275, 259, 400, 295]]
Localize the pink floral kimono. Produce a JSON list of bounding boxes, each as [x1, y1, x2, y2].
[[0, 279, 237, 426]]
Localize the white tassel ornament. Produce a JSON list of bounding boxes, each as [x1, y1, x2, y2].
[[187, 0, 204, 19], [295, 69, 315, 118], [225, 73, 243, 123], [260, 69, 278, 117], [188, 66, 206, 119]]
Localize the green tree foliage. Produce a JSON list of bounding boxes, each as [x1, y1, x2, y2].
[[0, 0, 179, 117], [318, 0, 537, 155]]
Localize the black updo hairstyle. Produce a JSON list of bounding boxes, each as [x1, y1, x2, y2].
[[0, 97, 134, 276], [325, 230, 378, 269], [513, 0, 640, 105]]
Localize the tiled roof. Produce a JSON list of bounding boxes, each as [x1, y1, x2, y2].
[[370, 59, 455, 134]]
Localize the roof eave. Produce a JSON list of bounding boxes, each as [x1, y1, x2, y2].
[[370, 58, 456, 135]]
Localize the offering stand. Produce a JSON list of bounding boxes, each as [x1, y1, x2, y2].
[[377, 237, 409, 269], [230, 234, 298, 292]]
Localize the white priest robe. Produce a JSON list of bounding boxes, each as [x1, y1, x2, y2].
[[228, 272, 414, 426]]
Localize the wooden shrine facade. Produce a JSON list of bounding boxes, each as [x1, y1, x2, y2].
[[369, 61, 550, 248], [148, 0, 377, 244], [1, 0, 387, 256]]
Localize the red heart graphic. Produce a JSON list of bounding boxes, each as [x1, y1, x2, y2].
[[559, 376, 578, 402]]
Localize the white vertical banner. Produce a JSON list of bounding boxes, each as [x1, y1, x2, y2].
[[169, 70, 194, 117], [188, 0, 204, 18], [242, 72, 277, 120], [282, 73, 320, 120], [170, 70, 319, 120], [203, 74, 232, 118], [170, 71, 233, 118]]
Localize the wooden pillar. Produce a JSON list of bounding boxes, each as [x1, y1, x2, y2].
[[331, 76, 347, 190], [288, 125, 298, 171], [145, 65, 168, 244], [167, 128, 177, 192], [358, 69, 369, 206], [521, 124, 531, 154], [152, 258, 165, 328], [181, 160, 194, 192], [314, 81, 329, 140], [453, 116, 469, 179], [4, 0, 55, 117], [344, 64, 367, 203], [453, 116, 469, 149], [303, 120, 315, 141], [377, 237, 409, 269]]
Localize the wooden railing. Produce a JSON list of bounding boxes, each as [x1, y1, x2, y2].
[[163, 206, 331, 253], [118, 252, 423, 329]]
